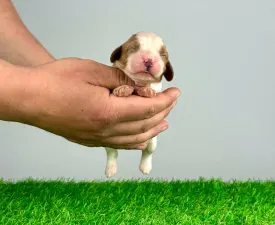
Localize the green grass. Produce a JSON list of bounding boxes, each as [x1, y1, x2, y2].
[[0, 178, 274, 225]]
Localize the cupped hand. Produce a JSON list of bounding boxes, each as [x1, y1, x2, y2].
[[21, 58, 180, 150]]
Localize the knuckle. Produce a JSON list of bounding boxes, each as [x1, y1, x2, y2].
[[134, 133, 148, 144], [100, 115, 113, 127], [105, 106, 119, 125], [93, 131, 109, 139], [92, 105, 117, 128], [162, 108, 171, 119], [140, 119, 150, 133], [146, 105, 156, 119], [75, 131, 105, 142]]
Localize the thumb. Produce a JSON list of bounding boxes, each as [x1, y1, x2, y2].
[[105, 65, 136, 89], [85, 60, 136, 89]]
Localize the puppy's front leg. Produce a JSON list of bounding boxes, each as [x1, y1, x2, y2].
[[105, 147, 118, 178], [139, 136, 157, 174], [113, 85, 134, 97], [135, 86, 157, 98]]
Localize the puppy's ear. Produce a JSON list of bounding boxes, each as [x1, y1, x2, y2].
[[163, 60, 174, 81], [110, 45, 122, 63]]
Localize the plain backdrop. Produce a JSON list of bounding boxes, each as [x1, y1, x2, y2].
[[1, 0, 274, 181]]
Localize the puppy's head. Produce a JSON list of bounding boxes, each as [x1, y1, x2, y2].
[[110, 32, 174, 85]]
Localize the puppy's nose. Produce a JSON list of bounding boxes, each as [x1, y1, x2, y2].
[[144, 59, 153, 69]]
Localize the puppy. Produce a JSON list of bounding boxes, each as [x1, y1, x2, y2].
[[105, 31, 174, 178]]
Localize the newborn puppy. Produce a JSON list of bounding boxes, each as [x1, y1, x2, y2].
[[105, 31, 174, 178]]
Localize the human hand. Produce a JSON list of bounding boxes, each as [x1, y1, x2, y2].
[[20, 58, 180, 150]]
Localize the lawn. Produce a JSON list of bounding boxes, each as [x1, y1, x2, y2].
[[0, 178, 274, 224]]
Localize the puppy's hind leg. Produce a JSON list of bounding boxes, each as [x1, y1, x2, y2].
[[105, 147, 118, 178], [139, 136, 157, 175]]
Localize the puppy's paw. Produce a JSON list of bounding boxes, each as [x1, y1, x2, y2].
[[105, 162, 117, 178], [136, 87, 156, 98], [113, 85, 134, 97], [139, 161, 152, 175]]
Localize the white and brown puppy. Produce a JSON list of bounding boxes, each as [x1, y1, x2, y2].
[[105, 31, 174, 178]]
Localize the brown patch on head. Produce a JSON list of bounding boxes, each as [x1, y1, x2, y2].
[[159, 45, 174, 81], [110, 34, 140, 69]]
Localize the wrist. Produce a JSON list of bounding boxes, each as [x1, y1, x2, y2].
[[0, 60, 36, 124]]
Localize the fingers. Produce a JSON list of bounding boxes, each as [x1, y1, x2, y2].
[[100, 120, 168, 147], [47, 58, 135, 89], [66, 119, 168, 150], [103, 141, 150, 150], [66, 138, 148, 150], [66, 138, 97, 147], [106, 100, 176, 136], [110, 87, 180, 122], [81, 59, 136, 89]]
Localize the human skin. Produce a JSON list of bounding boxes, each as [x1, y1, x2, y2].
[[0, 0, 180, 150], [0, 0, 55, 66]]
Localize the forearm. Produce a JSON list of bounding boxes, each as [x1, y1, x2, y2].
[[0, 0, 55, 66]]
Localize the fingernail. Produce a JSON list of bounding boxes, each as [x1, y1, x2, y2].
[[161, 126, 168, 132], [136, 143, 147, 149], [172, 101, 177, 108], [176, 91, 181, 98]]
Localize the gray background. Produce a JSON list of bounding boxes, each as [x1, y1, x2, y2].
[[1, 0, 274, 181]]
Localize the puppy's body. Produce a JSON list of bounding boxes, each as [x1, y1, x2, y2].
[[105, 32, 173, 178]]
